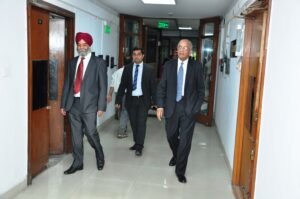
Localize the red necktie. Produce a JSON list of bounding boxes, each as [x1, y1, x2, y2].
[[74, 57, 85, 94]]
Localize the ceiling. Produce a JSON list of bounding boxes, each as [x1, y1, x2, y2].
[[91, 0, 236, 30]]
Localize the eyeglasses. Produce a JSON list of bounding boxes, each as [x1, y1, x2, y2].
[[177, 45, 189, 51]]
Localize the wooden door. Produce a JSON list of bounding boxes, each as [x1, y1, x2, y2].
[[232, 0, 270, 197], [28, 6, 50, 179], [118, 14, 143, 67], [49, 15, 65, 154], [240, 12, 267, 198], [196, 17, 220, 126]]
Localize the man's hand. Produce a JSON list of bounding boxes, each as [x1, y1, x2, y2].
[[151, 105, 157, 110], [60, 108, 66, 116], [115, 104, 121, 109], [97, 111, 104, 117], [107, 95, 112, 103], [156, 108, 164, 121]]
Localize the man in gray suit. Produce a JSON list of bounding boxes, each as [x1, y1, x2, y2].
[[61, 32, 107, 174], [157, 39, 205, 183]]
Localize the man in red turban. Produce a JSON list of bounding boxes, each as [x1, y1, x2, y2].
[[75, 32, 93, 46], [61, 31, 107, 174]]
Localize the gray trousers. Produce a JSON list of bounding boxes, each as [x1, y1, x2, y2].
[[118, 95, 129, 134], [68, 98, 104, 167]]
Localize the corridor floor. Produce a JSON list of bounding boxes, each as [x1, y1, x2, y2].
[[15, 117, 235, 199]]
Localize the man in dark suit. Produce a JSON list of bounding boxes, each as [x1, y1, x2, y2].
[[61, 32, 107, 174], [116, 47, 156, 156], [156, 39, 205, 183]]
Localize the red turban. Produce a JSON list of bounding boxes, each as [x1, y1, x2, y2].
[[75, 32, 93, 46]]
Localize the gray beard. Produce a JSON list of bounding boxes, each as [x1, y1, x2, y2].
[[77, 47, 91, 57]]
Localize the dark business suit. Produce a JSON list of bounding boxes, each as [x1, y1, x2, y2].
[[157, 58, 204, 176], [116, 63, 156, 150], [61, 53, 107, 168]]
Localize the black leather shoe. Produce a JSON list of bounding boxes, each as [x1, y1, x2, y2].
[[129, 145, 137, 150], [64, 165, 83, 175], [135, 149, 142, 156], [169, 157, 176, 166], [177, 175, 187, 183], [97, 160, 105, 170]]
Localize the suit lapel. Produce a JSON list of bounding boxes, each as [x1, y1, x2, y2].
[[82, 55, 95, 83], [129, 63, 133, 87], [70, 57, 79, 82], [141, 64, 146, 91], [184, 58, 193, 94]]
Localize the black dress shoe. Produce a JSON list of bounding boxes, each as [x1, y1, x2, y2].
[[97, 160, 105, 170], [169, 157, 176, 166], [177, 175, 187, 183], [129, 145, 137, 150], [135, 149, 142, 156], [64, 165, 83, 175]]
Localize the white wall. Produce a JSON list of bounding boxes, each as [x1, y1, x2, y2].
[[254, 0, 300, 198], [0, 0, 28, 195], [214, 18, 244, 169], [0, 0, 120, 196]]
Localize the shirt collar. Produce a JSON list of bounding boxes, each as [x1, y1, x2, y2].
[[178, 58, 188, 65]]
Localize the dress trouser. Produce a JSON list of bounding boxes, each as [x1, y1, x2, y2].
[[119, 95, 129, 134], [165, 99, 196, 176], [68, 98, 104, 167], [127, 96, 148, 150]]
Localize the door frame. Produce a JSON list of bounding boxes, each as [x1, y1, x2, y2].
[[27, 0, 74, 183], [232, 0, 271, 198]]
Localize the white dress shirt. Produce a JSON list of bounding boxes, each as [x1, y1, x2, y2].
[[177, 58, 188, 96], [132, 62, 143, 96]]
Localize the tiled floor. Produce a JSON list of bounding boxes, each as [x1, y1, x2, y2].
[[14, 117, 235, 199]]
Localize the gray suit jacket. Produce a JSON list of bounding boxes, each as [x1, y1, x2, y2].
[[157, 58, 205, 118], [61, 54, 107, 113]]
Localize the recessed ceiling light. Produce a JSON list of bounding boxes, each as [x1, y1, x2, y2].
[[141, 0, 176, 5], [178, 27, 192, 30]]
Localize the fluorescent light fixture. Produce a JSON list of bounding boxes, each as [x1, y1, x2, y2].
[[178, 26, 192, 30], [141, 0, 176, 5]]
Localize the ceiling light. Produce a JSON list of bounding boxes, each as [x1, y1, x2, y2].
[[178, 27, 192, 30], [141, 0, 176, 5]]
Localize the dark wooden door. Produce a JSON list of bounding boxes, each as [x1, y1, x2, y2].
[[28, 5, 50, 179], [118, 14, 143, 67], [196, 17, 220, 126]]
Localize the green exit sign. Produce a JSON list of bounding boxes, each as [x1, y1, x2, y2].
[[158, 21, 169, 29], [104, 25, 111, 33]]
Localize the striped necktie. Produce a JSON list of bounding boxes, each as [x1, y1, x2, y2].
[[132, 64, 139, 90]]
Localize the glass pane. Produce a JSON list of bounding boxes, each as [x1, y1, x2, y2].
[[203, 23, 214, 36], [200, 38, 214, 115], [123, 35, 139, 64], [125, 19, 139, 33]]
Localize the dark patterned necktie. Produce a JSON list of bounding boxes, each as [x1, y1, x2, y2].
[[74, 57, 85, 94]]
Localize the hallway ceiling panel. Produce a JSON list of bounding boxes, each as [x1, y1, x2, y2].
[[93, 0, 235, 18], [92, 0, 235, 31]]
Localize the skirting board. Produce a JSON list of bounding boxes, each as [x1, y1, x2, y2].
[[0, 178, 27, 199]]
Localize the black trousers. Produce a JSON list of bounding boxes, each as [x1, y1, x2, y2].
[[68, 98, 104, 167], [165, 100, 196, 176], [127, 96, 148, 150]]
